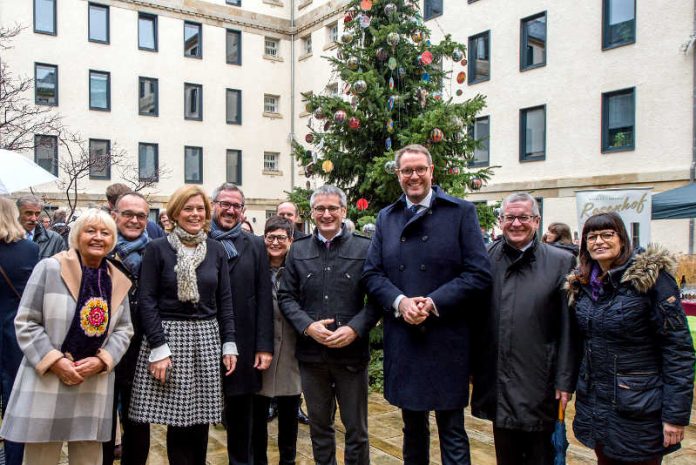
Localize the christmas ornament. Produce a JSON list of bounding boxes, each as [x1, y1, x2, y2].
[[385, 137, 392, 150], [324, 121, 331, 131], [386, 119, 394, 133], [387, 57, 397, 70], [411, 31, 423, 43], [359, 14, 371, 28], [360, 0, 372, 11], [347, 56, 360, 70], [387, 95, 397, 110], [356, 198, 369, 211], [387, 32, 400, 47], [305, 163, 315, 177], [425, 39, 431, 47], [433, 92, 442, 101], [461, 58, 468, 66], [384, 3, 397, 16], [334, 110, 347, 123], [456, 71, 466, 84], [456, 89, 463, 96], [376, 48, 388, 62], [305, 133, 314, 143], [388, 76, 395, 90], [448, 166, 460, 175], [417, 88, 428, 108], [314, 107, 325, 119], [384, 160, 396, 174], [344, 11, 354, 23], [341, 31, 354, 44], [420, 50, 433, 65], [470, 177, 483, 191], [305, 102, 312, 113], [397, 67, 406, 78], [322, 160, 334, 173], [421, 72, 430, 83], [349, 117, 361, 129], [352, 80, 367, 94], [430, 128, 444, 143], [452, 48, 464, 62]]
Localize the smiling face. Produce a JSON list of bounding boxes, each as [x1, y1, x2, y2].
[[113, 195, 149, 241], [265, 227, 292, 263], [78, 221, 115, 262], [174, 194, 207, 235], [212, 189, 245, 230], [500, 200, 540, 249], [587, 229, 623, 270], [397, 151, 434, 204], [311, 194, 345, 241]]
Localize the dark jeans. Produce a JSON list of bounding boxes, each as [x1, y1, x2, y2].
[[102, 382, 150, 465], [1, 315, 24, 465], [493, 426, 554, 465], [596, 446, 662, 465], [402, 408, 470, 465], [224, 393, 255, 465], [167, 423, 209, 465], [252, 394, 301, 465], [300, 361, 369, 465]]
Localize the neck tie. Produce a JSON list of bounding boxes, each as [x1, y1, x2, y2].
[[410, 205, 420, 215], [325, 240, 332, 250]]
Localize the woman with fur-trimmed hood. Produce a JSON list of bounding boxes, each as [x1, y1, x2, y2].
[[566, 212, 694, 465]]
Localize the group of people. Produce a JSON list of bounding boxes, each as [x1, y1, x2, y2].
[[0, 143, 694, 465]]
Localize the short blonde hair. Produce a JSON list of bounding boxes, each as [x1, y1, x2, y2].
[[0, 197, 25, 243], [167, 185, 212, 232], [68, 209, 118, 253]]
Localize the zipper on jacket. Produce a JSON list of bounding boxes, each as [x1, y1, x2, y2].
[[612, 354, 617, 406]]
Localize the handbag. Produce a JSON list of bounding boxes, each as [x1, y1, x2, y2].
[[0, 263, 21, 299]]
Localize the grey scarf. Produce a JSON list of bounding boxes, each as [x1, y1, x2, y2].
[[167, 225, 207, 303]]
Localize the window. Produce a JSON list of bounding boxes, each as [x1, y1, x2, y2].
[[264, 37, 279, 57], [226, 29, 242, 65], [520, 105, 546, 161], [264, 152, 279, 171], [302, 34, 312, 55], [521, 12, 546, 70], [226, 89, 242, 124], [468, 116, 490, 167], [424, 0, 443, 20], [34, 135, 58, 176], [602, 88, 635, 152], [226, 149, 242, 184], [88, 3, 109, 43], [184, 146, 203, 183], [184, 21, 202, 58], [139, 77, 158, 116], [138, 143, 158, 181], [34, 0, 56, 35], [138, 13, 157, 51], [184, 83, 203, 121], [264, 95, 279, 114], [603, 0, 635, 49], [89, 139, 111, 179], [327, 23, 338, 44], [89, 70, 110, 111], [226, 0, 241, 5], [35, 63, 58, 106], [468, 31, 490, 84]]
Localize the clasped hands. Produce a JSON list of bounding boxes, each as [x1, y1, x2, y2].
[[305, 319, 357, 349], [399, 296, 435, 325], [50, 356, 105, 386]]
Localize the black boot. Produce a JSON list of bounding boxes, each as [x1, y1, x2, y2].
[[297, 404, 310, 425]]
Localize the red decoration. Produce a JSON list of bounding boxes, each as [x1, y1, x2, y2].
[[420, 51, 433, 65], [356, 198, 369, 211], [456, 71, 466, 84], [430, 128, 444, 143], [349, 117, 361, 129], [344, 12, 354, 23], [305, 133, 314, 143], [470, 177, 483, 190]]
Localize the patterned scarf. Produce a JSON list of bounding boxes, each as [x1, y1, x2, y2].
[[114, 230, 149, 278], [167, 225, 207, 303], [590, 263, 604, 301], [61, 258, 112, 361], [209, 220, 242, 259]]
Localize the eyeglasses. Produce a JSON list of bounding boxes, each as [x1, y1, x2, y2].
[[500, 215, 538, 224], [396, 166, 430, 177], [264, 234, 289, 244], [214, 201, 245, 211], [312, 205, 342, 215], [586, 231, 617, 244], [118, 210, 148, 221]]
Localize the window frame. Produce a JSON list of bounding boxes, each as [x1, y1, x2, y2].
[[424, 0, 443, 21], [34, 0, 57, 35], [88, 138, 111, 180], [34, 134, 58, 176], [226, 88, 242, 125], [138, 12, 158, 52], [601, 87, 635, 153], [34, 62, 59, 106], [327, 23, 338, 44], [226, 149, 242, 185], [88, 3, 110, 44], [264, 94, 279, 114], [468, 30, 491, 85], [226, 0, 241, 6], [263, 151, 280, 172], [602, 0, 636, 50], [138, 142, 159, 182], [89, 69, 111, 111], [302, 34, 312, 55], [520, 11, 546, 71], [184, 146, 203, 184], [183, 21, 203, 59], [519, 104, 547, 162], [138, 76, 159, 117], [468, 115, 490, 167], [226, 29, 242, 65], [184, 83, 203, 121], [264, 37, 279, 57]]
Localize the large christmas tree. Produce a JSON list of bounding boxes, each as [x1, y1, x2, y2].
[[293, 0, 495, 220]]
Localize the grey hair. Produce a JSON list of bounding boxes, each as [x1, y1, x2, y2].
[[211, 182, 245, 204], [68, 208, 118, 253], [501, 192, 540, 216], [310, 185, 347, 208], [16, 195, 43, 209], [394, 144, 432, 168]]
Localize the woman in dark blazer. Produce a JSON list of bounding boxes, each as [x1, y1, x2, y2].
[[0, 197, 38, 465]]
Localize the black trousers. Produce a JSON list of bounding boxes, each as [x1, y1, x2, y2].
[[252, 394, 301, 465], [493, 426, 554, 465], [167, 423, 210, 465], [300, 361, 369, 465], [224, 393, 255, 465], [102, 381, 150, 465], [402, 408, 470, 465]]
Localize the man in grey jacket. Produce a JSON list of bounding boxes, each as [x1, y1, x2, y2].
[[16, 195, 66, 259], [471, 192, 578, 465]]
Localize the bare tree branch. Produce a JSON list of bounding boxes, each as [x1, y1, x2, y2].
[[118, 163, 173, 194]]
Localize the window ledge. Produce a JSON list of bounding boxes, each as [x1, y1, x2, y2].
[[298, 52, 313, 61], [298, 0, 313, 9], [263, 169, 283, 176], [299, 111, 311, 118], [263, 0, 284, 6], [263, 54, 284, 62], [263, 111, 283, 119], [323, 42, 338, 51]]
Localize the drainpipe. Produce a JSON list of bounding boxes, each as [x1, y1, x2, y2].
[[289, 0, 297, 190]]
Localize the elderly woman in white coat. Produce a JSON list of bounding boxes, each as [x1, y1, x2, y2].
[[0, 209, 133, 465]]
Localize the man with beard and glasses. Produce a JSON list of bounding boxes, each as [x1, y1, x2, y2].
[[210, 183, 274, 465]]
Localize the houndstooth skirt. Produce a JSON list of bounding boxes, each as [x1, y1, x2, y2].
[[129, 319, 223, 427]]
